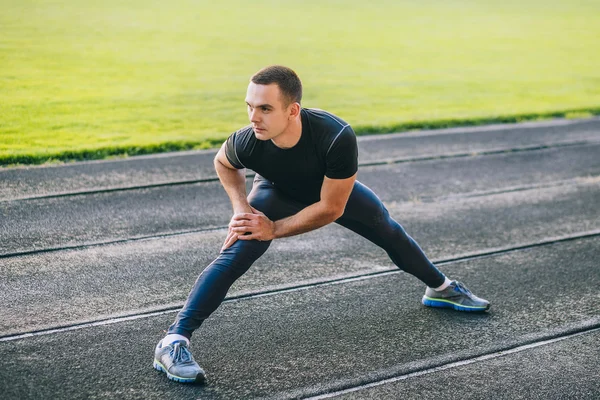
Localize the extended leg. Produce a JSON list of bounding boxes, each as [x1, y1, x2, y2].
[[337, 181, 446, 287], [337, 181, 489, 312]]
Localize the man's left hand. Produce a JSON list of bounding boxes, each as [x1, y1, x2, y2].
[[229, 206, 276, 242]]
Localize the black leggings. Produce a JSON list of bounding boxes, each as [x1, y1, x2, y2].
[[168, 176, 445, 338]]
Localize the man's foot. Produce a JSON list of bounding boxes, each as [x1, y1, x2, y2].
[[153, 339, 207, 384], [422, 281, 490, 312]]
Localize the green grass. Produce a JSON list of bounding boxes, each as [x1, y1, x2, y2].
[[2, 0, 600, 165]]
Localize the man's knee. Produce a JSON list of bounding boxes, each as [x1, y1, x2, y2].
[[371, 213, 413, 246], [218, 238, 270, 272]]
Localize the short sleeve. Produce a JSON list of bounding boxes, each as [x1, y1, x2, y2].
[[325, 125, 358, 179], [224, 132, 245, 169]]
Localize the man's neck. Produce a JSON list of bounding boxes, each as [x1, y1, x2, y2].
[[271, 114, 303, 149]]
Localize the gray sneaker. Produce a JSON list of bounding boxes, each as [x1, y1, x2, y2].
[[153, 339, 207, 384], [422, 281, 490, 312]]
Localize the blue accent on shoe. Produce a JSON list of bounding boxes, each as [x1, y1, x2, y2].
[[422, 280, 490, 312], [422, 296, 488, 312]]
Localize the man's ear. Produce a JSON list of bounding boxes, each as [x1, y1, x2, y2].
[[289, 102, 301, 119]]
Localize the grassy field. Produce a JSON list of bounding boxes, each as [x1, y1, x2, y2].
[[1, 0, 599, 165]]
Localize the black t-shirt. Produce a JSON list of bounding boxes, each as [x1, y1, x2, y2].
[[225, 108, 358, 204]]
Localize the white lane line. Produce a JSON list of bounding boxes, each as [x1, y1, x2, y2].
[[5, 137, 599, 203], [2, 229, 599, 343], [303, 326, 600, 399], [0, 309, 178, 342], [358, 116, 600, 141]]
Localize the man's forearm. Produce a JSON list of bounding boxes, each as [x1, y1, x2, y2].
[[273, 201, 342, 239], [214, 159, 251, 213]]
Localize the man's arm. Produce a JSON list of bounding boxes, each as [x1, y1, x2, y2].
[[214, 143, 254, 251], [214, 142, 251, 214], [230, 173, 357, 242]]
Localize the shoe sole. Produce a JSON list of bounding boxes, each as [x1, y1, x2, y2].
[[153, 360, 207, 384], [422, 296, 490, 312]]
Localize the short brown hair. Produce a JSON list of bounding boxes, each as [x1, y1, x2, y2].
[[251, 65, 302, 106]]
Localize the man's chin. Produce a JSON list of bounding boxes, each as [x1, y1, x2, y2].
[[253, 129, 269, 140]]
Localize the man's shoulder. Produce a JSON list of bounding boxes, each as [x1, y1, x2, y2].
[[231, 124, 255, 139], [225, 125, 257, 168], [303, 108, 350, 133], [229, 124, 258, 149]]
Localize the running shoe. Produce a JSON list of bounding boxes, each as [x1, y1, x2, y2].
[[153, 339, 207, 384], [422, 281, 490, 312]]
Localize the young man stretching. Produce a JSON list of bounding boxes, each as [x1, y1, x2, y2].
[[153, 65, 490, 384]]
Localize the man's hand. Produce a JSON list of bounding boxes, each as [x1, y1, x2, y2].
[[220, 207, 275, 252]]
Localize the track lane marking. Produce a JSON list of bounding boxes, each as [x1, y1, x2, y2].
[[3, 140, 598, 203], [1, 229, 599, 342], [2, 177, 599, 259], [301, 325, 600, 400]]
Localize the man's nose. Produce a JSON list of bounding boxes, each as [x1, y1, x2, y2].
[[249, 109, 260, 122]]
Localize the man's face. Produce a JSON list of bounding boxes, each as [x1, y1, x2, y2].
[[245, 82, 293, 141]]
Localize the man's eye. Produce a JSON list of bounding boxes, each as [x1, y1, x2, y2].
[[262, 107, 269, 112]]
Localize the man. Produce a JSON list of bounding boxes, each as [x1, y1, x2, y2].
[[153, 65, 490, 384]]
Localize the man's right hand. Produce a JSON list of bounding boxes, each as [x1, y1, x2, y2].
[[220, 207, 254, 252], [220, 226, 239, 252]]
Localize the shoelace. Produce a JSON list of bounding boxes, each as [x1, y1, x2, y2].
[[454, 281, 473, 297], [170, 342, 193, 364]]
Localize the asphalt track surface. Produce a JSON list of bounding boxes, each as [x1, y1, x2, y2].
[[1, 118, 599, 399]]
